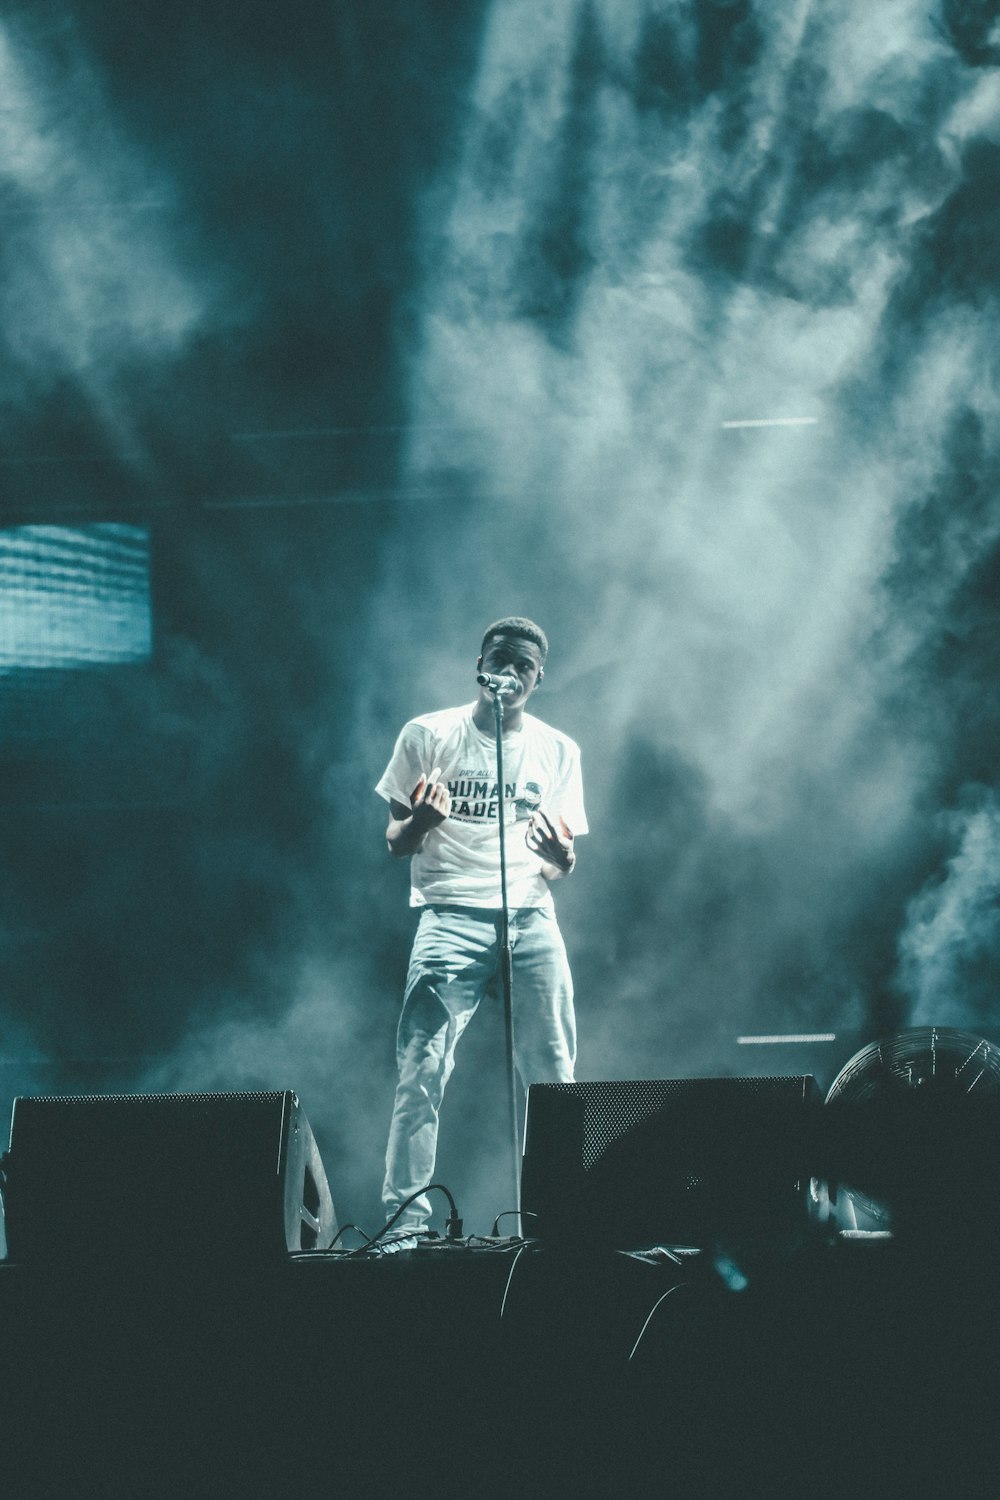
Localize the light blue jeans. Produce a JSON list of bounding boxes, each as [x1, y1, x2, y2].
[[382, 904, 576, 1231]]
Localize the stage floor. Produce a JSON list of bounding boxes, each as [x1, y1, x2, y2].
[[2, 1230, 998, 1497]]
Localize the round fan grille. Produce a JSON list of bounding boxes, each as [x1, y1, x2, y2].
[[824, 1028, 1000, 1235], [825, 1027, 1000, 1105]]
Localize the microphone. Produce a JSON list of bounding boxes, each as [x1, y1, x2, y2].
[[477, 672, 520, 695]]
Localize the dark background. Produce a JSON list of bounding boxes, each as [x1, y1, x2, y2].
[[2, 0, 999, 1234]]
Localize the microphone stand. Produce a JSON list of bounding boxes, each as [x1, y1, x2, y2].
[[489, 684, 521, 1217]]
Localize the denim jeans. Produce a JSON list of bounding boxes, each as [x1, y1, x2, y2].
[[382, 903, 576, 1231]]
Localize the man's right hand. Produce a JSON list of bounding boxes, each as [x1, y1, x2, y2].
[[409, 768, 451, 831], [387, 767, 451, 857]]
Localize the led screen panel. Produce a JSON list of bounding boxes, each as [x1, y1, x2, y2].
[[0, 524, 151, 672]]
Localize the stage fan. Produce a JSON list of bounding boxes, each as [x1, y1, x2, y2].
[[824, 1027, 1000, 1236]]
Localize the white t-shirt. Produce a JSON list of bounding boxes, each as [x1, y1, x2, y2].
[[375, 704, 588, 909]]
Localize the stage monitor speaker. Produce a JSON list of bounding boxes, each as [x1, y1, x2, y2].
[[1, 1090, 337, 1265], [520, 1076, 822, 1248]]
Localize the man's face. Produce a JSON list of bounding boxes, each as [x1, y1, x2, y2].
[[477, 632, 544, 706]]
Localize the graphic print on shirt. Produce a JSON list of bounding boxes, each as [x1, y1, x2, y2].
[[445, 765, 536, 824]]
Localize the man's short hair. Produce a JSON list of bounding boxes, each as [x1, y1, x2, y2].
[[480, 616, 548, 662]]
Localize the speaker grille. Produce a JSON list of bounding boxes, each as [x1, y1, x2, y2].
[[4, 1090, 336, 1263], [533, 1077, 818, 1171], [14, 1091, 287, 1107], [521, 1076, 821, 1247]]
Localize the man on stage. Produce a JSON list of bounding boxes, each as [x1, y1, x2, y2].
[[376, 616, 587, 1242]]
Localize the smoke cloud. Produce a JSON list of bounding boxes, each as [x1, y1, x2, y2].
[[0, 14, 211, 468], [896, 790, 1000, 1028], [361, 0, 1000, 1132]]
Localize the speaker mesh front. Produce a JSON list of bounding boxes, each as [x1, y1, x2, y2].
[[3, 1090, 311, 1262], [535, 1077, 816, 1171], [521, 1076, 821, 1246], [16, 1091, 287, 1107]]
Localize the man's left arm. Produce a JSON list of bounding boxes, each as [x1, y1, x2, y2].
[[526, 810, 577, 881]]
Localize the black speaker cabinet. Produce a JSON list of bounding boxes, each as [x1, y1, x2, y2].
[[2, 1090, 337, 1265], [520, 1076, 822, 1248]]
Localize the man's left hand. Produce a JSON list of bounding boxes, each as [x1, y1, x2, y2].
[[526, 810, 575, 873]]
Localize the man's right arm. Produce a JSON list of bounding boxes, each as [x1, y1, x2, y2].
[[386, 771, 452, 857]]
